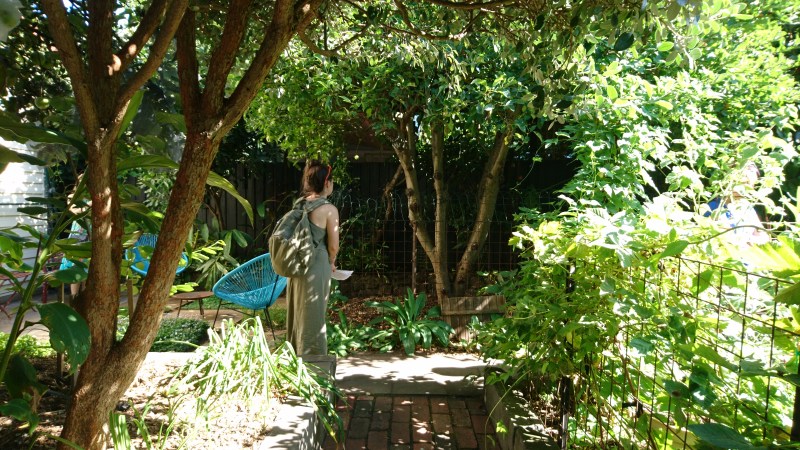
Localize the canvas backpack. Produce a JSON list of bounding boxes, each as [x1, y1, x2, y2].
[[269, 197, 330, 278]]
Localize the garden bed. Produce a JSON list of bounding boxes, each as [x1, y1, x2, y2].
[[0, 287, 473, 448], [0, 351, 294, 449]]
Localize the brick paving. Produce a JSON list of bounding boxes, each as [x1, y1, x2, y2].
[[323, 394, 501, 450]]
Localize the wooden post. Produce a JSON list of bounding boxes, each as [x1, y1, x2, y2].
[[440, 295, 505, 342]]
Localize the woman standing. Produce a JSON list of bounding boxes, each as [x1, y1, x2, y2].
[[285, 160, 340, 356]]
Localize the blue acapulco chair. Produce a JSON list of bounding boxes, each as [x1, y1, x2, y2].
[[127, 233, 190, 277], [212, 253, 287, 338]]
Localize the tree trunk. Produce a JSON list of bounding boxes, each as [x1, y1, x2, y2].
[[390, 112, 516, 302], [452, 124, 515, 296], [373, 164, 404, 245], [55, 0, 320, 446], [391, 110, 444, 298], [430, 122, 450, 301], [59, 130, 223, 449], [59, 131, 126, 450]]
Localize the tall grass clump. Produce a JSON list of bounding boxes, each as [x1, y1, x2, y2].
[[111, 317, 342, 448], [172, 317, 342, 437]]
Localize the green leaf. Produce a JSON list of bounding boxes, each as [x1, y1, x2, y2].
[[53, 266, 88, 284], [0, 145, 45, 167], [739, 360, 769, 376], [776, 283, 800, 305], [4, 354, 47, 400], [208, 172, 254, 224], [654, 100, 673, 110], [658, 240, 688, 259], [781, 374, 800, 387], [0, 111, 85, 151], [117, 154, 178, 172], [109, 412, 132, 449], [154, 112, 187, 133], [401, 330, 416, 355], [118, 155, 254, 224], [613, 32, 635, 52], [36, 303, 91, 372], [17, 206, 49, 216], [600, 277, 616, 295], [229, 229, 250, 248], [0, 398, 39, 432], [684, 344, 737, 371], [629, 337, 654, 354], [687, 423, 763, 449], [117, 90, 144, 139], [121, 202, 161, 233], [664, 379, 690, 399], [656, 41, 675, 52]]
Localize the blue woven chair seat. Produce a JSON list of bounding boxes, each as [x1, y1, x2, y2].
[[127, 233, 189, 277], [212, 253, 287, 334]]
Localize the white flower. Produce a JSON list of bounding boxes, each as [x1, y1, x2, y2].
[[0, 0, 22, 42]]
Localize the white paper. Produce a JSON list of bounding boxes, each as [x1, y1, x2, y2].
[[331, 269, 353, 281]]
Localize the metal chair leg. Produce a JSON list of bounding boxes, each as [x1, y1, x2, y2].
[[264, 307, 276, 341], [212, 301, 224, 328]]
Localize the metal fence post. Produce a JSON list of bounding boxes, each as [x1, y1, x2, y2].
[[561, 261, 576, 449]]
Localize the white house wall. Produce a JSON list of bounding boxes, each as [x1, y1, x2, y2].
[[0, 137, 47, 273]]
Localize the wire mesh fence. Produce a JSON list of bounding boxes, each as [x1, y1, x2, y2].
[[560, 256, 798, 449], [200, 162, 562, 298]]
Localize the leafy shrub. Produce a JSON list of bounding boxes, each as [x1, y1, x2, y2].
[[327, 311, 382, 356], [0, 332, 55, 359], [152, 318, 209, 352], [367, 289, 453, 355], [116, 317, 209, 352]]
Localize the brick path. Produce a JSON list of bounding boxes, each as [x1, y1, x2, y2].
[[323, 394, 500, 450]]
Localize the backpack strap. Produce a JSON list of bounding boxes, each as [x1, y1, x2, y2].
[[295, 197, 330, 213]]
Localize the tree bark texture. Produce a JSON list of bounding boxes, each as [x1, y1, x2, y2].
[[373, 164, 404, 244], [430, 122, 450, 300], [452, 123, 515, 296], [391, 114, 517, 303], [45, 1, 188, 448], [391, 108, 443, 296]]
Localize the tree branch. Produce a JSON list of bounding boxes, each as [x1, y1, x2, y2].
[[393, 107, 436, 262], [453, 116, 515, 293], [176, 11, 201, 131], [223, 0, 325, 132], [203, 0, 254, 114], [391, 0, 479, 41], [41, 0, 99, 136], [116, 0, 170, 72], [87, 0, 117, 119], [418, 0, 519, 11], [297, 24, 369, 57], [430, 121, 451, 297], [118, 0, 188, 110]]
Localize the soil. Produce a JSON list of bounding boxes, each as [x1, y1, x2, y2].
[[0, 294, 463, 449]]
